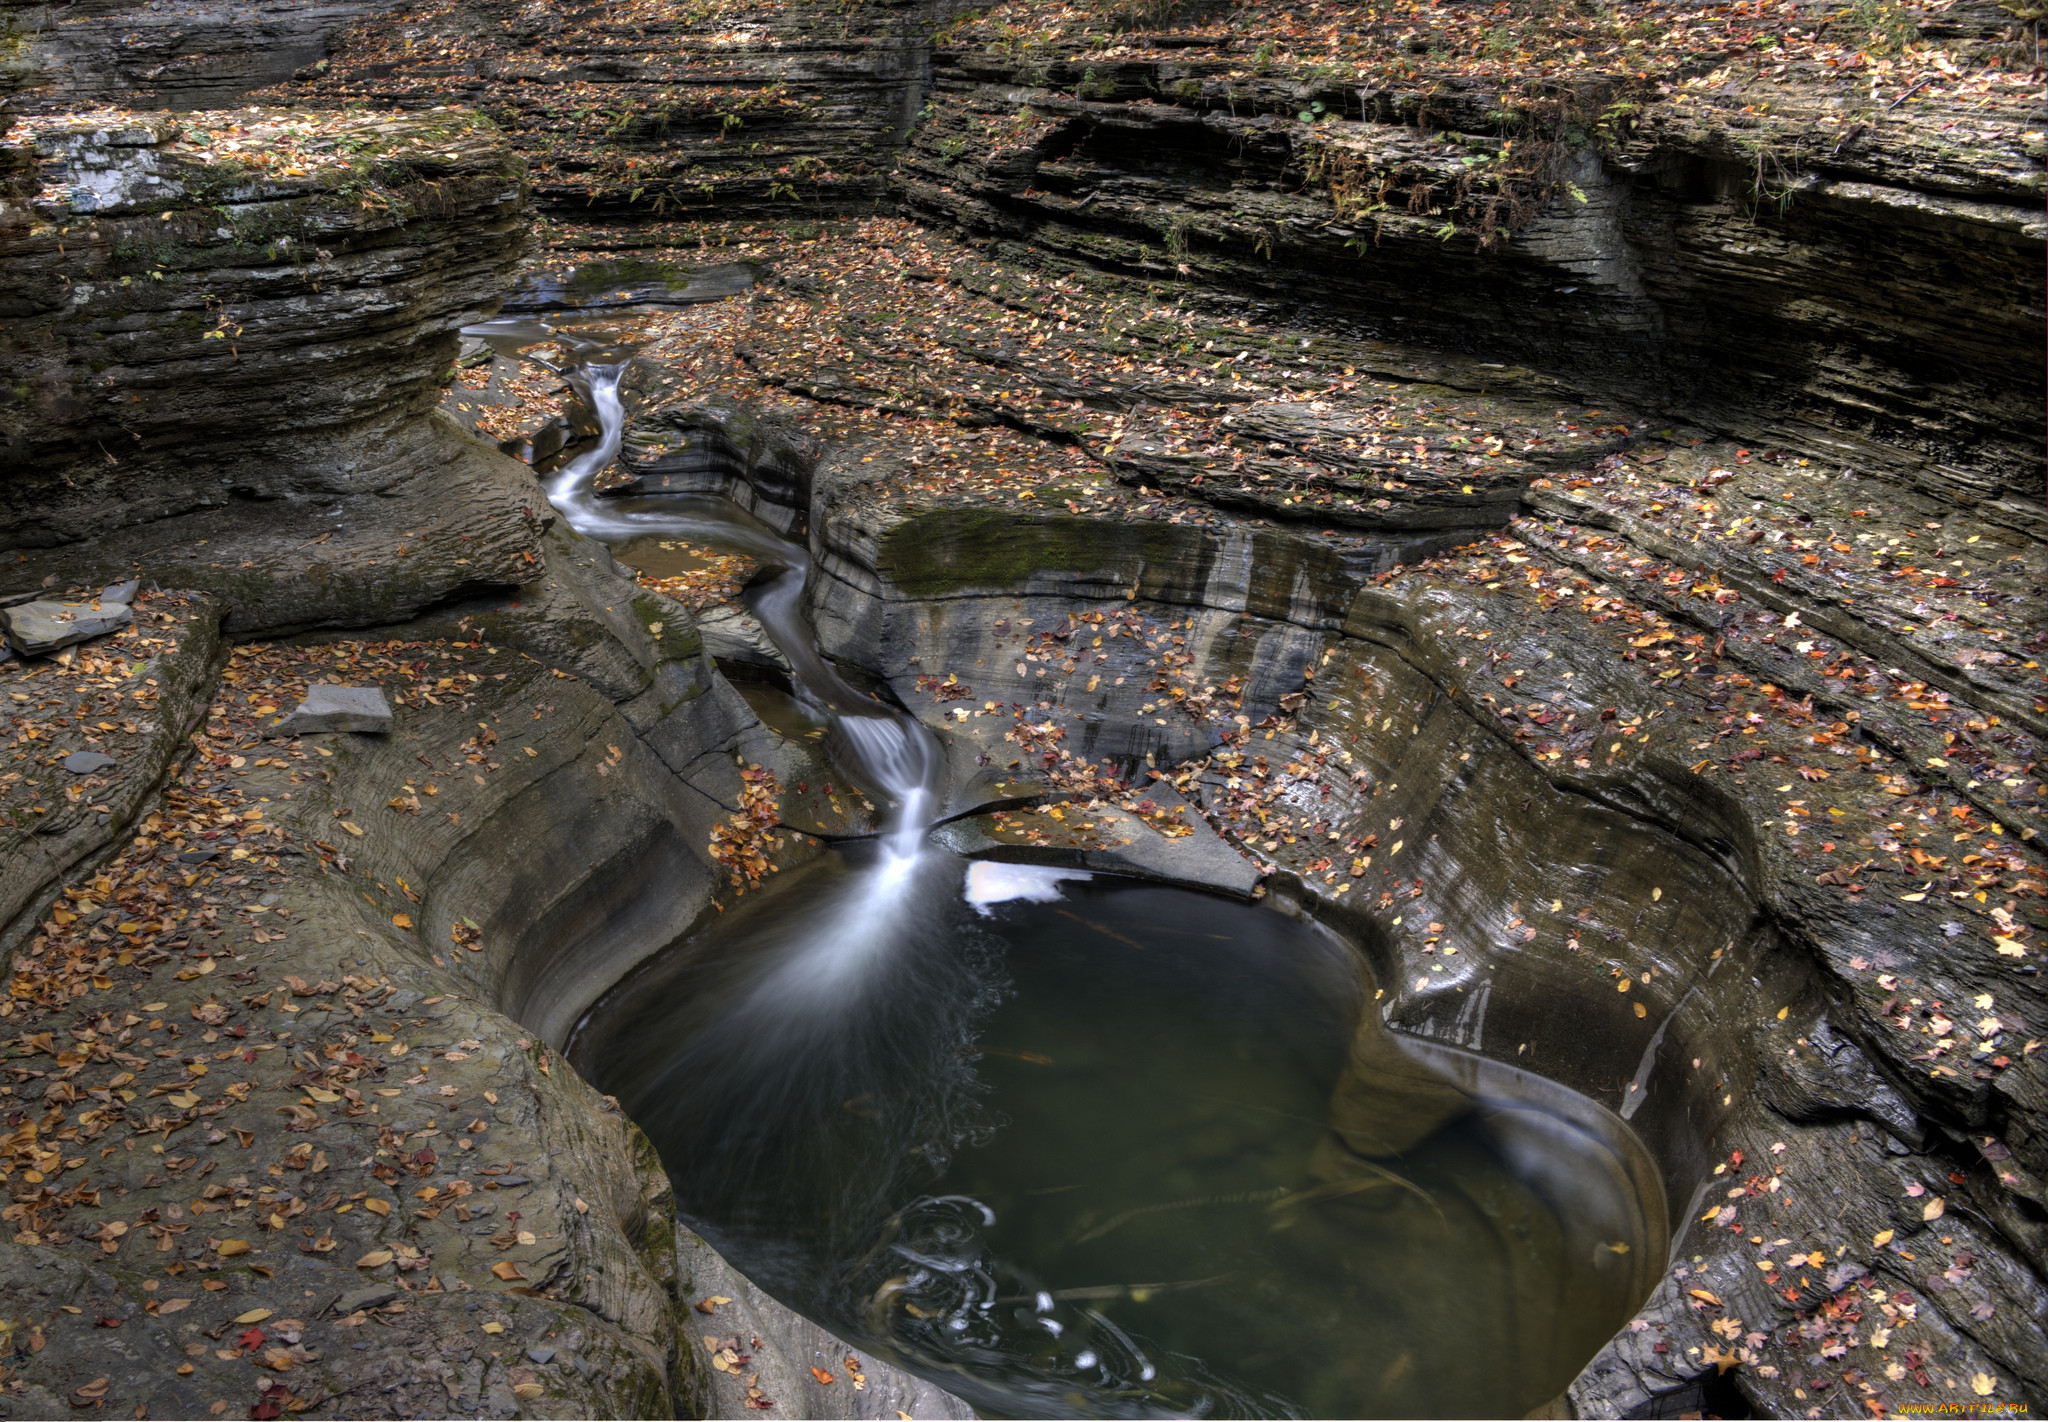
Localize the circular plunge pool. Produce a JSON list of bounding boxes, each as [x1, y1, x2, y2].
[[570, 849, 1666, 1418]]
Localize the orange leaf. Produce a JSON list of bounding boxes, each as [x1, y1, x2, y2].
[[811, 1368, 835, 1385]]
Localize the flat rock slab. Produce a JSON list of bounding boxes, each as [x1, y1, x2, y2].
[[61, 751, 115, 774], [2, 596, 134, 653], [271, 683, 393, 734]]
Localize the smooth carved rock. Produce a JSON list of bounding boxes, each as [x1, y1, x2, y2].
[[1, 593, 134, 653], [60, 751, 115, 774], [271, 683, 394, 735]]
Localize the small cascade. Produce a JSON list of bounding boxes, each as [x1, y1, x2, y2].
[[463, 313, 943, 864]]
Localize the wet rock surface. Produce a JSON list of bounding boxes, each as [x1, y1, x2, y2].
[[1, 0, 2042, 1413]]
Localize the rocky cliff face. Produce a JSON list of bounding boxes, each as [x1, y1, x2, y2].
[[0, 106, 552, 630], [8, 0, 955, 220], [896, 7, 2044, 537]]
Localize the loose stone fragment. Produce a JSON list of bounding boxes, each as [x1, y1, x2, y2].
[[2, 595, 135, 653], [272, 683, 394, 734], [61, 751, 116, 774]]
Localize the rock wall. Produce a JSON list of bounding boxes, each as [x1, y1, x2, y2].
[[896, 43, 2044, 535], [1, 0, 405, 111], [7, 0, 958, 221], [0, 107, 542, 632]]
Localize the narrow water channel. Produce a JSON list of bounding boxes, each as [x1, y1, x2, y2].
[[474, 314, 1669, 1418]]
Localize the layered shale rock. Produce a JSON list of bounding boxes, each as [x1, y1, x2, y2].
[[898, 20, 2045, 535], [0, 106, 540, 631]]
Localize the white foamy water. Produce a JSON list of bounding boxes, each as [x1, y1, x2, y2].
[[964, 861, 1093, 916], [479, 316, 948, 995]]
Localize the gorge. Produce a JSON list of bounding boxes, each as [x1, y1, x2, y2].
[[0, 0, 2042, 1415]]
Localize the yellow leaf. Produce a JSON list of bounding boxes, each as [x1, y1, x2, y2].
[[364, 1198, 391, 1217], [235, 1308, 273, 1324], [356, 1250, 394, 1269], [1972, 1374, 1996, 1397], [482, 1322, 504, 1334], [1776, 1006, 1789, 1020], [1687, 1288, 1720, 1306], [1874, 1229, 1894, 1246], [340, 821, 364, 836], [694, 1296, 733, 1315], [491, 1261, 527, 1281], [1922, 1196, 1945, 1221], [306, 1087, 340, 1103], [392, 913, 413, 929], [216, 1239, 250, 1257], [168, 1091, 200, 1108], [512, 1382, 544, 1400]]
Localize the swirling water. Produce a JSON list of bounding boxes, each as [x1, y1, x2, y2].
[[573, 870, 1668, 1419]]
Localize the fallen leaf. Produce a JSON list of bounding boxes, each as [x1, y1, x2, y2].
[[363, 1198, 391, 1217], [216, 1239, 251, 1257], [1687, 1288, 1720, 1306], [695, 1296, 733, 1315], [491, 1261, 526, 1281], [1922, 1197, 1945, 1221], [1874, 1229, 1895, 1246], [812, 1367, 836, 1385], [1971, 1374, 1996, 1397], [356, 1251, 393, 1269], [235, 1308, 273, 1324]]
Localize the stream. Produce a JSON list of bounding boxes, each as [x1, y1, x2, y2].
[[470, 314, 1670, 1419]]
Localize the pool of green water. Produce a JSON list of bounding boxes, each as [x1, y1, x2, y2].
[[570, 850, 1665, 1418]]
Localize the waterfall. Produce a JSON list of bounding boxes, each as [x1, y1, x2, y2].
[[465, 315, 944, 867]]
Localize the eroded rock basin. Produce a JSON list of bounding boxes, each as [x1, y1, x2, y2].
[[572, 850, 1667, 1418]]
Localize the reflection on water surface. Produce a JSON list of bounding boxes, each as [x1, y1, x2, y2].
[[574, 853, 1665, 1418]]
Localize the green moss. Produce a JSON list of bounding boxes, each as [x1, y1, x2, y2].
[[878, 508, 1187, 597]]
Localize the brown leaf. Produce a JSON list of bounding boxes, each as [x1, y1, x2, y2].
[[490, 1261, 526, 1281]]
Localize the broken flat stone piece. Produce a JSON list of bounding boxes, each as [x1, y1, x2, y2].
[[62, 751, 116, 774], [100, 580, 140, 605], [272, 684, 393, 735], [2, 597, 134, 654]]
